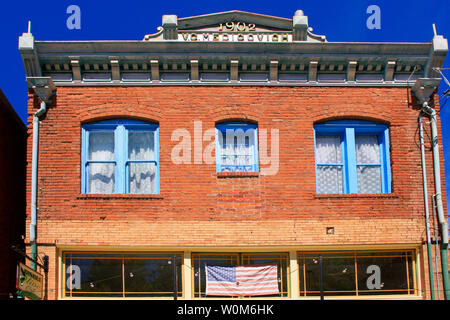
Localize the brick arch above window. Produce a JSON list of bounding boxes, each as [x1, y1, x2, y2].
[[79, 104, 162, 124], [215, 118, 258, 126], [81, 115, 161, 126], [210, 110, 261, 124], [309, 103, 396, 124], [313, 116, 390, 127]]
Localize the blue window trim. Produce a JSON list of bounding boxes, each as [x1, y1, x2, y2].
[[215, 122, 259, 173], [81, 119, 160, 194], [314, 120, 391, 194]]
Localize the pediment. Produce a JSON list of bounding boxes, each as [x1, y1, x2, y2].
[[143, 10, 326, 43], [178, 10, 292, 32]]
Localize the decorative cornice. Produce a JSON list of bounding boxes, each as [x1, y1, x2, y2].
[[18, 32, 41, 77], [425, 35, 448, 78], [18, 10, 447, 88]]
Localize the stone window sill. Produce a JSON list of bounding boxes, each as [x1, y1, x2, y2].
[[216, 172, 260, 178], [77, 194, 164, 200], [314, 193, 399, 199]]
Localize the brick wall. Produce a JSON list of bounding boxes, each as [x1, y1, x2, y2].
[[24, 86, 448, 299]]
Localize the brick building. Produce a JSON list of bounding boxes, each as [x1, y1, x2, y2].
[[0, 89, 27, 299], [18, 10, 450, 299]]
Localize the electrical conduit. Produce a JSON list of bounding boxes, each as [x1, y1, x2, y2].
[[422, 101, 450, 300], [419, 112, 436, 299]]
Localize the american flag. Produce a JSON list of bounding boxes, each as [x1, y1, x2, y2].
[[205, 264, 279, 296]]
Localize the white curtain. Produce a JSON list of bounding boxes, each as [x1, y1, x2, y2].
[[355, 135, 381, 193], [316, 135, 343, 194], [88, 132, 115, 193], [220, 129, 254, 172], [128, 131, 155, 193]]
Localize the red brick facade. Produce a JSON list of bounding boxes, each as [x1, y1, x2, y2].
[[25, 85, 448, 299]]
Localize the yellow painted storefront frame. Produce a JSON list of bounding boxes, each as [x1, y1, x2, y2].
[[297, 249, 417, 297], [56, 244, 423, 300], [62, 251, 185, 299]]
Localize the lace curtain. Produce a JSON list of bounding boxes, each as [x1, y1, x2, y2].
[[355, 135, 381, 193], [316, 135, 343, 194], [88, 132, 115, 194], [220, 130, 254, 172], [88, 130, 156, 194], [128, 131, 156, 194]]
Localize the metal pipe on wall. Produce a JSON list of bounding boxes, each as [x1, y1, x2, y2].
[[30, 100, 47, 270], [419, 112, 436, 299], [432, 195, 441, 299], [422, 101, 450, 300]]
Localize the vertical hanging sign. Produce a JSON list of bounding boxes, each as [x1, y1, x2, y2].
[[17, 262, 43, 300]]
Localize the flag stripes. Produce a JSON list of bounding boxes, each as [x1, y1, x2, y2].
[[206, 264, 279, 296]]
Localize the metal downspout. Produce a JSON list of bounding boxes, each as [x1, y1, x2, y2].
[[432, 195, 442, 299], [419, 112, 436, 299], [26, 76, 55, 272], [30, 100, 47, 270], [422, 101, 450, 300]]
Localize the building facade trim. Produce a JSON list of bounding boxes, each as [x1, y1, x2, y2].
[[18, 10, 448, 87]]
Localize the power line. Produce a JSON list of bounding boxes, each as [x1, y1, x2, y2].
[[433, 67, 450, 89]]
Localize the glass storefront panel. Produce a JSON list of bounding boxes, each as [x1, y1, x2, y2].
[[192, 253, 239, 298], [298, 250, 416, 297], [64, 252, 183, 298], [192, 253, 289, 298]]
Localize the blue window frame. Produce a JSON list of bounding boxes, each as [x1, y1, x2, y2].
[[314, 120, 391, 194], [215, 122, 259, 173], [82, 119, 159, 194]]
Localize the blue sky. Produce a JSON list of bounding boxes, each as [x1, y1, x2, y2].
[[1, 0, 450, 200]]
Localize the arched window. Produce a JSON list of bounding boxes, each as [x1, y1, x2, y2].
[[314, 120, 391, 194], [81, 119, 159, 194], [215, 122, 259, 173]]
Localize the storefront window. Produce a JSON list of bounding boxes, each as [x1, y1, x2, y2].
[[63, 252, 183, 298], [192, 252, 289, 298], [298, 250, 416, 297]]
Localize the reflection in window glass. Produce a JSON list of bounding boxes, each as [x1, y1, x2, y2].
[[64, 252, 183, 298], [356, 254, 413, 295], [298, 250, 416, 297], [124, 258, 182, 297], [303, 256, 356, 296], [70, 257, 123, 296]]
